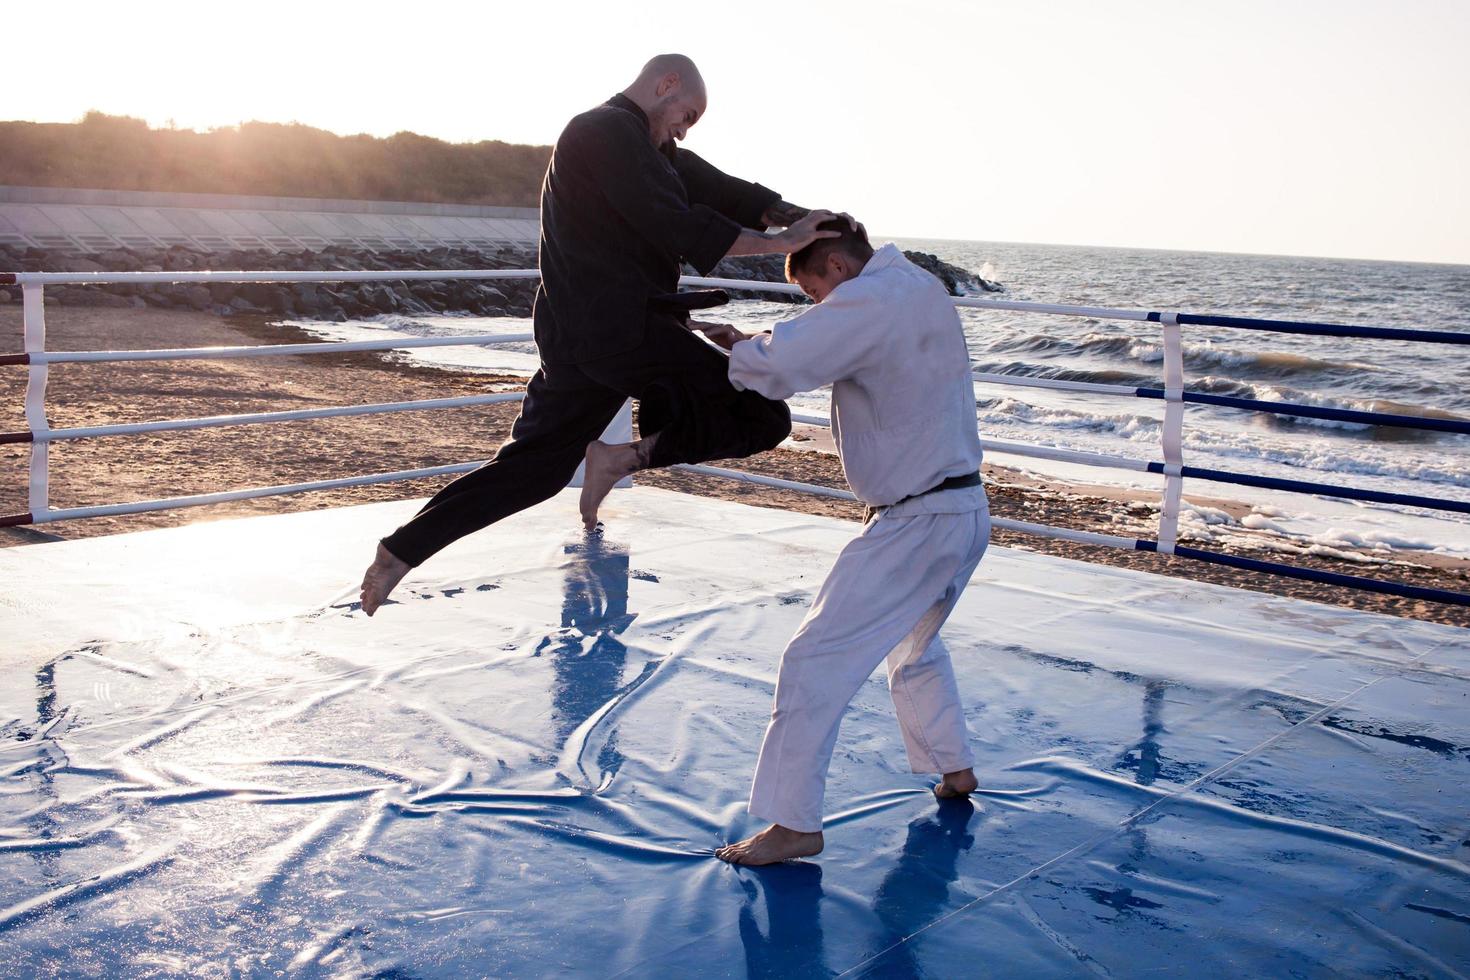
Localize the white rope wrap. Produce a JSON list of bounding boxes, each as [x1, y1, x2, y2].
[[22, 285, 49, 518], [1157, 312, 1186, 554]]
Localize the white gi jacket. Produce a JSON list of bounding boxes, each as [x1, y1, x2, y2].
[[728, 243, 984, 515]]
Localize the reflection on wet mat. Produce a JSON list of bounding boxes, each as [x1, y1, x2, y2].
[[1, 489, 1467, 976]]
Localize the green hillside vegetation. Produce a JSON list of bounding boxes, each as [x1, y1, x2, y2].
[[0, 112, 552, 206]]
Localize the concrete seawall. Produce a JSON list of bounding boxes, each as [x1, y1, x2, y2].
[[0, 185, 540, 254]]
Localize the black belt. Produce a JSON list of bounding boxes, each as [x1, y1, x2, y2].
[[648, 289, 730, 323], [863, 471, 982, 524]]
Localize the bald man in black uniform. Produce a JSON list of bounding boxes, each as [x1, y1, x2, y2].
[[360, 54, 845, 614]]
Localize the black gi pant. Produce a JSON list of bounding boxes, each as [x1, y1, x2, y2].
[[381, 315, 791, 567]]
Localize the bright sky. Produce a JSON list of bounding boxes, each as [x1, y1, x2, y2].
[[11, 0, 1469, 264]]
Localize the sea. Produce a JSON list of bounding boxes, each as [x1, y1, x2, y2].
[[287, 239, 1470, 562]]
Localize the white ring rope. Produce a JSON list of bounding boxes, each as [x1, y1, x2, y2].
[[981, 439, 1153, 473], [34, 460, 489, 524], [0, 266, 1276, 331], [677, 275, 1158, 324], [34, 393, 528, 442], [785, 411, 1152, 474], [9, 269, 541, 286], [672, 465, 1145, 552], [672, 464, 856, 501], [33, 333, 535, 365]]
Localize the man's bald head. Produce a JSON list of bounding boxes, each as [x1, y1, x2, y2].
[[633, 54, 705, 96], [623, 54, 707, 146]]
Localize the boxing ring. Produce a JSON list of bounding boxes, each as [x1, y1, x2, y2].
[[3, 267, 1468, 605], [2, 268, 1468, 976]]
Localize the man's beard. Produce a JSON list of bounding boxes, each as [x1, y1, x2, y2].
[[649, 97, 680, 146]]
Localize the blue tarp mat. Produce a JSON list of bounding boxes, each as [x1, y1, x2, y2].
[[2, 489, 1467, 976]]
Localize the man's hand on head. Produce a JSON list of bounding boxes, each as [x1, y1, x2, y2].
[[778, 210, 845, 254], [835, 212, 865, 237], [691, 321, 751, 351]]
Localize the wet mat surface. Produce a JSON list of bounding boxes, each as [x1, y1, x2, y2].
[[2, 489, 1467, 977]]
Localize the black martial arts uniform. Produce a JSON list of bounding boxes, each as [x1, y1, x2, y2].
[[381, 94, 792, 566]]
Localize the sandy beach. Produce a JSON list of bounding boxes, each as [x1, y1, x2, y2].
[[2, 304, 1465, 627]]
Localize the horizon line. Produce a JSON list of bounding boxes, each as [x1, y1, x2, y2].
[[883, 233, 1470, 270]]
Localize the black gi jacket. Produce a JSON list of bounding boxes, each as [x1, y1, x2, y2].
[[532, 94, 781, 363]]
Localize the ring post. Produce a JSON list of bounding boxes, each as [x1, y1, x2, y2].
[[22, 283, 49, 524], [1156, 312, 1185, 554]]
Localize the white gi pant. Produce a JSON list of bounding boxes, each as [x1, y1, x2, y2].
[[747, 490, 990, 833]]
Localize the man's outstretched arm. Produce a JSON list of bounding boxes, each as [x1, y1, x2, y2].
[[766, 201, 866, 243], [760, 200, 811, 228], [666, 148, 830, 236], [670, 146, 781, 230], [722, 210, 845, 258]]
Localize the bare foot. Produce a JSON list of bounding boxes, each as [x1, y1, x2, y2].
[[359, 543, 410, 617], [934, 767, 979, 799], [579, 440, 639, 531], [715, 824, 824, 866]]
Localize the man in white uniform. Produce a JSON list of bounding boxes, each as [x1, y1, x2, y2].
[[714, 220, 989, 866]]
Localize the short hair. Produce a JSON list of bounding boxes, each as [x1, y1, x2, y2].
[[785, 218, 874, 282]]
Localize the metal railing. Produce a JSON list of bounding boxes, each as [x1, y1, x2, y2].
[[2, 266, 1467, 606]]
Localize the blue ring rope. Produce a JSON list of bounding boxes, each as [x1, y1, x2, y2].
[[1133, 387, 1470, 435], [1169, 546, 1470, 607], [1141, 462, 1470, 515], [1129, 539, 1468, 606], [1142, 311, 1470, 345]]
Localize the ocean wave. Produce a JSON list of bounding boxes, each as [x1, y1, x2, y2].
[[1180, 428, 1470, 490], [971, 362, 1467, 434], [974, 396, 1470, 491], [984, 331, 1382, 379], [975, 397, 1162, 440], [970, 361, 1159, 388]]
